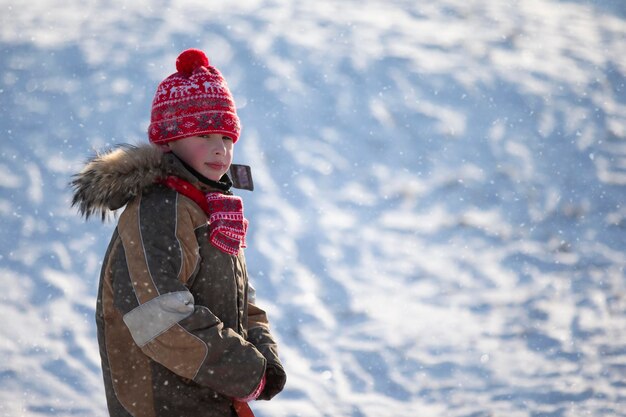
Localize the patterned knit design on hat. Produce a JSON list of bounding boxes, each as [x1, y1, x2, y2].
[[149, 48, 241, 144]]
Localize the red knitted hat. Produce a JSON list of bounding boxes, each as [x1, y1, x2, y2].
[[148, 48, 241, 144]]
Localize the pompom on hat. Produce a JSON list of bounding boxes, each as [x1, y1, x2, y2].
[[149, 48, 241, 144]]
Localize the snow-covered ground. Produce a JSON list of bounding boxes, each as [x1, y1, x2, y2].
[[1, 0, 625, 416]]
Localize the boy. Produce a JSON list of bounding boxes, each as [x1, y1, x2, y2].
[[72, 48, 286, 417]]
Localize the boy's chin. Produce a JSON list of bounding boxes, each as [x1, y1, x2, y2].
[[200, 170, 224, 182]]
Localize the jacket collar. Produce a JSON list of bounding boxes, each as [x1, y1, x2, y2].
[[71, 143, 227, 220]]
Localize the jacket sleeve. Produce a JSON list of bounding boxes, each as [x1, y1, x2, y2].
[[115, 189, 266, 399], [247, 285, 287, 400]]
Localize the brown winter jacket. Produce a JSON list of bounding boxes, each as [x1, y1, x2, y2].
[[71, 144, 285, 417]]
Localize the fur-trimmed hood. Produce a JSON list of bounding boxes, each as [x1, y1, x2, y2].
[[71, 144, 191, 220]]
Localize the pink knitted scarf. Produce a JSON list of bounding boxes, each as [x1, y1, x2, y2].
[[205, 192, 248, 255], [160, 176, 248, 255]]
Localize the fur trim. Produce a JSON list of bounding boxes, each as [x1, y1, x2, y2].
[[71, 144, 167, 220]]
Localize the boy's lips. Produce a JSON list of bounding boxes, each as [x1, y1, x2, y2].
[[206, 162, 227, 170]]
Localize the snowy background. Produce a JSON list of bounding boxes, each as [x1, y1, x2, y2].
[[1, 0, 625, 416]]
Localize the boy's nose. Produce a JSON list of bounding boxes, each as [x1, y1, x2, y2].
[[212, 144, 225, 155]]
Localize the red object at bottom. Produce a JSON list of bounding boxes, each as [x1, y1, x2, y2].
[[233, 401, 255, 417]]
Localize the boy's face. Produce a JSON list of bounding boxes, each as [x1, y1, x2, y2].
[[162, 134, 234, 181]]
